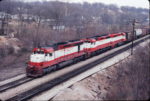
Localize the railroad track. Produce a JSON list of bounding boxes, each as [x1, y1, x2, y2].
[[6, 35, 149, 101], [0, 77, 33, 93]]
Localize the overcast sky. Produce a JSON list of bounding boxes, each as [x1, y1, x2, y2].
[[25, 0, 149, 9]]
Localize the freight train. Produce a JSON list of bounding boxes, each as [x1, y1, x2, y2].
[[26, 28, 149, 77]]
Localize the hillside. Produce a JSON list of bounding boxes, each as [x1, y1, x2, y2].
[[0, 36, 22, 55]]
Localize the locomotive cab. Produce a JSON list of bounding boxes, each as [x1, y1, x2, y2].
[[30, 47, 54, 63], [30, 50, 45, 63]]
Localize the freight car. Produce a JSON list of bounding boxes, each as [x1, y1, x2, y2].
[[26, 30, 148, 77], [125, 28, 148, 41]]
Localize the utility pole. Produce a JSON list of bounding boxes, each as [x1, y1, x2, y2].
[[131, 19, 139, 99], [131, 19, 137, 99], [131, 19, 139, 55], [131, 19, 136, 55]]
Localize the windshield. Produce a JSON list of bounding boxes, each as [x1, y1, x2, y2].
[[30, 51, 45, 63], [33, 51, 44, 54]]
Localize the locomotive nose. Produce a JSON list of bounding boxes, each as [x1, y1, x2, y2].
[[26, 67, 38, 77], [26, 66, 43, 77]]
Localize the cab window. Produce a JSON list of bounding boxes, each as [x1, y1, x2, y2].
[[33, 51, 44, 54], [49, 53, 52, 56]]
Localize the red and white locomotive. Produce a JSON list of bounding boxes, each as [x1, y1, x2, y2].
[[27, 32, 128, 77]]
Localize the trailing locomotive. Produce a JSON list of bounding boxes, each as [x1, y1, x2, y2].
[[26, 29, 148, 77]]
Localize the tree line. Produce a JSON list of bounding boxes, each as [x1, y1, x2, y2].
[[0, 0, 148, 48]]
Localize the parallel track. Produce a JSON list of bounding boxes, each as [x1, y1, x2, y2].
[[0, 77, 33, 93], [7, 36, 149, 101]]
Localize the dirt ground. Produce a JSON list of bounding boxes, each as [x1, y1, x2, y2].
[[0, 65, 25, 81], [0, 53, 29, 81]]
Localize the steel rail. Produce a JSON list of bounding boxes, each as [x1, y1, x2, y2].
[[0, 77, 33, 93]]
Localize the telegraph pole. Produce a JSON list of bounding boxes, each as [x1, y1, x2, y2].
[[131, 19, 136, 55], [131, 19, 139, 55], [131, 19, 139, 99]]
